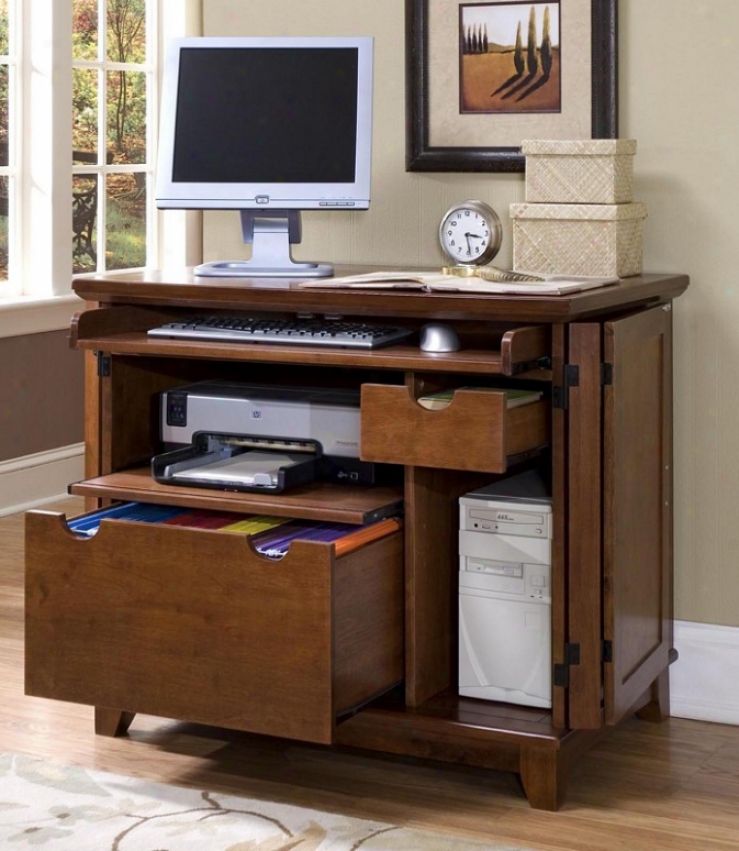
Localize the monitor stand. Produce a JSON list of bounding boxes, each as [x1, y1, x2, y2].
[[194, 210, 333, 278]]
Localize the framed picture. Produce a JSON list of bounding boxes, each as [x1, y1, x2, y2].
[[406, 0, 617, 172]]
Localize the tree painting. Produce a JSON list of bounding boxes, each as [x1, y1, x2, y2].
[[541, 5, 553, 79], [526, 6, 539, 77], [459, 2, 561, 114]]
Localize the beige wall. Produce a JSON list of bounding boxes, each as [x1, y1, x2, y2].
[[204, 1, 739, 629]]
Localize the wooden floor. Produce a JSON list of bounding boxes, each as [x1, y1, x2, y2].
[[5, 500, 739, 850]]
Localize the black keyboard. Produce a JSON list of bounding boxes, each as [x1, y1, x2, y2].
[[147, 315, 414, 350]]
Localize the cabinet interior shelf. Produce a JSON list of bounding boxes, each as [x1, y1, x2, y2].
[[335, 688, 563, 757]]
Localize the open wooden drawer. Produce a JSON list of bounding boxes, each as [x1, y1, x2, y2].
[[360, 385, 550, 472], [25, 510, 404, 745]]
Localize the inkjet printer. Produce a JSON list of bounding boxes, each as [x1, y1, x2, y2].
[[152, 380, 382, 493]]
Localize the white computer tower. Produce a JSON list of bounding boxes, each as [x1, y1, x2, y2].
[[458, 471, 552, 709]]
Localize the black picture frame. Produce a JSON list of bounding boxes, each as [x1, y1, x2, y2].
[[406, 0, 618, 172]]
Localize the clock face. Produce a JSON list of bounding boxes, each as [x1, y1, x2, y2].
[[439, 201, 502, 266]]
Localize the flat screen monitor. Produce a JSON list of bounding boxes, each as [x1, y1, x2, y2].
[[156, 36, 374, 277]]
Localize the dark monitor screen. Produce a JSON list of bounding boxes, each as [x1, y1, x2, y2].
[[172, 47, 359, 185]]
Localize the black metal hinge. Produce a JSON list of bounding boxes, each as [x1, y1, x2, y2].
[[602, 640, 614, 663], [601, 362, 613, 386], [97, 352, 111, 377], [553, 642, 581, 688], [552, 364, 580, 410]]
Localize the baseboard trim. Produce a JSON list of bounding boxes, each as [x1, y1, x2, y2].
[[0, 444, 85, 517], [671, 620, 739, 726]]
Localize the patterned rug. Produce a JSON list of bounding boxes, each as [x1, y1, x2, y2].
[[0, 752, 532, 850]]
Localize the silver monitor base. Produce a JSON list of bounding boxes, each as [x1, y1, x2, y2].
[[195, 260, 333, 278], [194, 209, 333, 278]]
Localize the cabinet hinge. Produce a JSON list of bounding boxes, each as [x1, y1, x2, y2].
[[565, 642, 581, 666], [602, 640, 614, 663], [552, 364, 580, 410], [97, 352, 111, 377], [601, 362, 613, 386], [553, 642, 581, 687]]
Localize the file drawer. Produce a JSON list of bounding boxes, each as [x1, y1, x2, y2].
[[25, 510, 404, 745], [360, 385, 549, 473]]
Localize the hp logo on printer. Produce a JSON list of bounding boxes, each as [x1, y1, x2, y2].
[[252, 410, 262, 419]]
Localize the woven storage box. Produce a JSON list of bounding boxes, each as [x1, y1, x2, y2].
[[522, 139, 637, 204], [510, 202, 648, 278]]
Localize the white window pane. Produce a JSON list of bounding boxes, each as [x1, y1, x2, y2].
[[106, 173, 145, 269], [72, 174, 98, 273], [107, 69, 145, 164], [73, 67, 98, 160], [0, 0, 8, 56], [0, 64, 8, 165], [73, 0, 98, 61], [107, 0, 145, 63], [0, 176, 7, 281]]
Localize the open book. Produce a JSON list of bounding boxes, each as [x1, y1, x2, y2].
[[299, 269, 619, 296]]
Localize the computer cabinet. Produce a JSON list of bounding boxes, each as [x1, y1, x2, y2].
[[24, 268, 688, 810]]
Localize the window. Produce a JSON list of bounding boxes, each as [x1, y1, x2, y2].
[[0, 0, 201, 311], [0, 0, 17, 288], [73, 0, 154, 274]]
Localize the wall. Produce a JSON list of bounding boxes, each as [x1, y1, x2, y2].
[[0, 330, 84, 464], [204, 1, 739, 629]]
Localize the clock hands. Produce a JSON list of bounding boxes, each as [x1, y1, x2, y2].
[[464, 231, 484, 257]]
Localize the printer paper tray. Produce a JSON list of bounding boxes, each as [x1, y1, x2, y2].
[[151, 433, 319, 494]]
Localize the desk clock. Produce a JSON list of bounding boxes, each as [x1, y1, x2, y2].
[[438, 200, 503, 270]]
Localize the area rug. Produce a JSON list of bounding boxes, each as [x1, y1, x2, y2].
[[0, 752, 532, 850]]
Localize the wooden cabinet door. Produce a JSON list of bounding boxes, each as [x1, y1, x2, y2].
[[566, 323, 604, 729], [603, 304, 673, 725]]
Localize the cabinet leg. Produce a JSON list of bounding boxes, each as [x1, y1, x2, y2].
[[519, 747, 566, 811], [636, 668, 670, 723], [94, 708, 136, 737]]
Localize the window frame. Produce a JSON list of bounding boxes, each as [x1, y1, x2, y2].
[[72, 0, 155, 275], [0, 0, 203, 337]]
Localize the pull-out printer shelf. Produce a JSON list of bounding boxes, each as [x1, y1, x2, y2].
[[70, 468, 404, 525]]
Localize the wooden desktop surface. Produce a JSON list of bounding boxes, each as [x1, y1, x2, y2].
[[73, 267, 690, 323]]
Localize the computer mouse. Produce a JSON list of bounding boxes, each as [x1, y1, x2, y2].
[[419, 323, 461, 353]]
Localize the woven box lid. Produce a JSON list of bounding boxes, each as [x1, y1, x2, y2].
[[521, 139, 637, 156], [510, 202, 647, 222]]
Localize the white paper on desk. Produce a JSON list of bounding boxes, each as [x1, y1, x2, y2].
[[300, 272, 428, 290], [299, 271, 619, 296]]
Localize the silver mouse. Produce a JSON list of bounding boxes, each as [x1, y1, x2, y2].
[[419, 323, 461, 353]]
